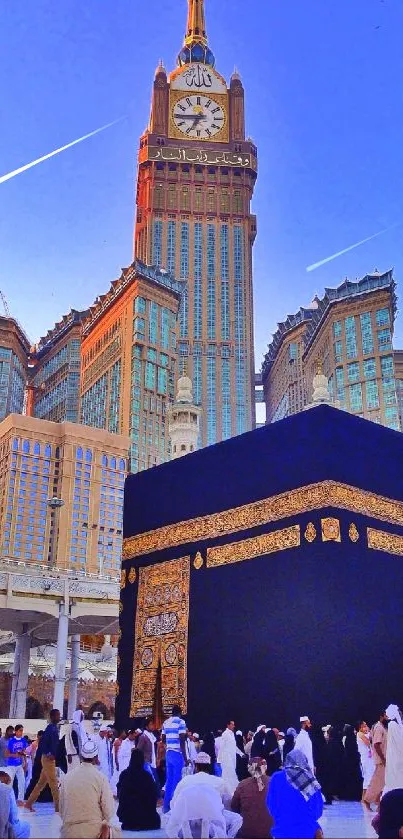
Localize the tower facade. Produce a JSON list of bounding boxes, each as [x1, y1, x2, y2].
[[134, 0, 258, 447]]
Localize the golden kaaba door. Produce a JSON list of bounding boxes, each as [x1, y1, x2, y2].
[[130, 556, 190, 717]]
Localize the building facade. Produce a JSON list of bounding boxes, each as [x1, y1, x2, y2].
[[262, 271, 401, 431], [134, 0, 258, 446], [29, 309, 88, 423], [80, 260, 181, 473], [0, 317, 30, 420], [0, 414, 129, 575]]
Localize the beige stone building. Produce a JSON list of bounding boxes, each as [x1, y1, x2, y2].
[[0, 414, 129, 576], [80, 260, 182, 473], [262, 271, 401, 431]]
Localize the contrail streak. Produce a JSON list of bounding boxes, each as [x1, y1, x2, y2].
[[0, 117, 125, 185], [306, 222, 400, 272]]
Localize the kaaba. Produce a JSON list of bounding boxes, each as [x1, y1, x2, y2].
[[117, 405, 403, 731]]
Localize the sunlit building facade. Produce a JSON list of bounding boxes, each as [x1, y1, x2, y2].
[[134, 0, 258, 446], [80, 260, 181, 473], [263, 271, 401, 431], [0, 414, 129, 575], [0, 317, 29, 420], [29, 309, 88, 423]]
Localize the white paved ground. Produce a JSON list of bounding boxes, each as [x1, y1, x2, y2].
[[21, 800, 378, 838]]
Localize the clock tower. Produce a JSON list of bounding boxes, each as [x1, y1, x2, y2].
[[134, 0, 258, 446]]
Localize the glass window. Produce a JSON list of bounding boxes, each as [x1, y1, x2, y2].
[[376, 308, 390, 327], [12, 438, 18, 451], [345, 315, 357, 359], [134, 297, 146, 314], [289, 343, 298, 361], [333, 321, 342, 338], [85, 449, 92, 463], [360, 312, 374, 355], [145, 361, 156, 390], [45, 444, 51, 457], [33, 442, 40, 455], [347, 362, 360, 382], [102, 455, 108, 467], [365, 380, 379, 410], [377, 328, 392, 351], [334, 341, 342, 363], [363, 358, 376, 379], [119, 458, 126, 472], [23, 440, 30, 454], [349, 382, 363, 412], [76, 447, 83, 461]]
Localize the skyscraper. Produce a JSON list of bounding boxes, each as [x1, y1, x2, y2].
[[0, 316, 29, 420], [262, 271, 400, 431], [29, 309, 88, 423], [134, 0, 258, 446], [80, 260, 182, 472]]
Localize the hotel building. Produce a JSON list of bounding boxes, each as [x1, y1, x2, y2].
[[80, 260, 182, 473], [0, 317, 30, 420], [0, 414, 129, 575], [262, 271, 401, 431]]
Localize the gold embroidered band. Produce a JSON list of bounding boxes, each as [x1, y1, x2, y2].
[[206, 525, 300, 568], [122, 481, 403, 561], [367, 527, 403, 556]]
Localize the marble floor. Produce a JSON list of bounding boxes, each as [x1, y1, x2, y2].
[[20, 800, 378, 838]]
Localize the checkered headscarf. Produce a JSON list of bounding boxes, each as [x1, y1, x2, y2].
[[284, 749, 321, 801]]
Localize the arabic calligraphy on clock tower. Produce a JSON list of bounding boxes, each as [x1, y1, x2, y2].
[[134, 0, 258, 448]]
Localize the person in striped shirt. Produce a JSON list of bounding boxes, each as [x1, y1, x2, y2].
[[162, 704, 189, 813]]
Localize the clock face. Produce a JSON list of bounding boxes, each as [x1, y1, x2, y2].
[[172, 95, 225, 140]]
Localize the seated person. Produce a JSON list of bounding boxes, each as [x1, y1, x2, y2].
[[164, 751, 242, 838], [268, 748, 323, 839], [117, 748, 160, 831], [0, 770, 30, 839], [372, 789, 403, 838], [231, 757, 274, 838]]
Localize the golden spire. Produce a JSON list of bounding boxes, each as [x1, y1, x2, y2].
[[185, 0, 208, 46]]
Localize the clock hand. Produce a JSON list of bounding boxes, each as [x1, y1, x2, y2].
[[174, 113, 207, 120]]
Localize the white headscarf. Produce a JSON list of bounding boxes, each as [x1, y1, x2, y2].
[[72, 709, 89, 750], [386, 705, 403, 726]]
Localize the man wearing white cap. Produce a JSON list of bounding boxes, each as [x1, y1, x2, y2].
[[164, 751, 242, 838], [59, 739, 121, 838], [94, 726, 113, 781], [295, 716, 314, 772]]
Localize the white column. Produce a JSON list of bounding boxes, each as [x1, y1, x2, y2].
[[53, 603, 69, 714], [9, 625, 31, 718], [67, 634, 80, 719]]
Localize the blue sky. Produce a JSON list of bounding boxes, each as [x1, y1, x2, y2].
[[1, 0, 403, 364]]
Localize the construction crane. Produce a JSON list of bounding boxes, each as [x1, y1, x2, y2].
[[0, 291, 10, 318]]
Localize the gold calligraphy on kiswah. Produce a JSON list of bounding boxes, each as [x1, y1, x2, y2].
[[206, 525, 300, 568], [122, 481, 403, 562], [140, 145, 257, 170], [367, 527, 403, 556]]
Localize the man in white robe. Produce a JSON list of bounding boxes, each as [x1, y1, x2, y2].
[[59, 739, 121, 839], [295, 716, 314, 772], [94, 727, 113, 781], [164, 752, 242, 838], [217, 721, 243, 797], [115, 730, 136, 778], [384, 703, 403, 794]]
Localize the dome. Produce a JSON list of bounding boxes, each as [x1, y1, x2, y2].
[[177, 41, 215, 67], [176, 375, 193, 404]]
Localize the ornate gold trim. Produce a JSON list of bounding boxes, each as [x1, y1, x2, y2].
[[206, 525, 300, 568], [120, 570, 126, 590], [349, 523, 359, 543], [321, 518, 341, 543], [193, 552, 204, 570], [122, 481, 403, 561], [128, 567, 137, 584], [367, 527, 403, 556], [304, 523, 317, 543]]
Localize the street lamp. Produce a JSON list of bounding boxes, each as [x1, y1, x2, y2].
[[47, 496, 64, 569]]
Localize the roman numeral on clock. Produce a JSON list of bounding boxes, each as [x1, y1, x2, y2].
[[178, 104, 186, 112], [196, 97, 201, 105], [186, 97, 192, 107], [206, 128, 211, 137], [212, 107, 220, 114], [205, 100, 211, 109]]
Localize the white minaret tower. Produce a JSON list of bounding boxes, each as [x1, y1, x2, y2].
[[168, 373, 201, 459]]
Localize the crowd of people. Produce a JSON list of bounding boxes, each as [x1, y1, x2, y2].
[[0, 703, 403, 836]]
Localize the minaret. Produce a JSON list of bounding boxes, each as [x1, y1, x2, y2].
[[168, 373, 201, 459]]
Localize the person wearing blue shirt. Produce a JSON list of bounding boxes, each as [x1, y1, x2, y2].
[[268, 748, 324, 839], [162, 704, 189, 813], [6, 724, 28, 804]]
